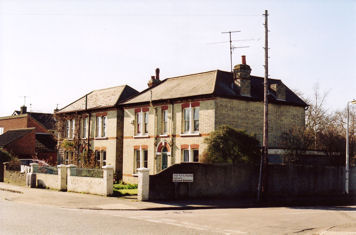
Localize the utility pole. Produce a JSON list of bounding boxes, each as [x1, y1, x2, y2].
[[258, 9, 269, 202], [222, 30, 241, 72], [346, 100, 356, 194]]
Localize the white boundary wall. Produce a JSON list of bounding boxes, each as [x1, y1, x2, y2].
[[36, 173, 59, 189], [67, 165, 113, 196], [28, 163, 113, 196]]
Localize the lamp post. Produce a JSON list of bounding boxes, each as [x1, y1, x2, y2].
[[346, 99, 356, 194]]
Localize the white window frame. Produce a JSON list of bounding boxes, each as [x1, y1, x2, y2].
[[0, 127, 4, 135], [82, 117, 88, 139], [144, 112, 149, 134], [181, 146, 199, 163], [182, 103, 200, 135], [183, 107, 190, 133], [102, 116, 107, 137], [71, 119, 75, 139], [134, 147, 148, 174], [135, 109, 149, 137], [193, 107, 199, 132], [95, 115, 107, 138], [162, 109, 168, 134], [66, 120, 70, 138]]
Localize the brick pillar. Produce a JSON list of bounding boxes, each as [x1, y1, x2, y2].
[[57, 164, 67, 191], [137, 168, 150, 201], [102, 165, 114, 196]]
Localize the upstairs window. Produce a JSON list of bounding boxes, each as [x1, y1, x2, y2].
[[182, 102, 200, 134], [96, 115, 107, 138], [136, 112, 141, 134], [193, 107, 199, 131], [71, 119, 75, 139], [66, 119, 75, 139], [162, 109, 168, 134], [183, 108, 190, 133], [135, 107, 149, 136], [102, 116, 107, 137], [144, 112, 149, 134], [82, 117, 88, 139]]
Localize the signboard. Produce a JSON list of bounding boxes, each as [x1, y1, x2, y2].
[[172, 173, 194, 183]]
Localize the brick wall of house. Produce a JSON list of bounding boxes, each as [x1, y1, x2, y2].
[[122, 99, 215, 184], [0, 114, 51, 134], [27, 115, 50, 133], [57, 109, 122, 174], [215, 98, 305, 148], [122, 98, 305, 183], [5, 129, 36, 158], [0, 115, 28, 132]]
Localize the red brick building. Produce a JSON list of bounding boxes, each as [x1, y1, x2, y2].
[[0, 106, 57, 164]]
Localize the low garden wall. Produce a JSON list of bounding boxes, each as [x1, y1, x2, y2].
[[67, 166, 113, 196], [3, 162, 113, 196], [3, 163, 26, 186], [36, 173, 59, 189]]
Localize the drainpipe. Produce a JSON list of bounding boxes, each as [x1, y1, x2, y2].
[[170, 101, 174, 165], [85, 95, 91, 162]]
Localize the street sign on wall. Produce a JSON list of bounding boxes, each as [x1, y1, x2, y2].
[[172, 173, 194, 182]]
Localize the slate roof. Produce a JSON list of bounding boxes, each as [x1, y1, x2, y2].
[[30, 113, 56, 130], [0, 128, 34, 147], [57, 85, 139, 113], [123, 70, 307, 107]]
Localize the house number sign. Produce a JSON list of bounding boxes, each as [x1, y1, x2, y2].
[[172, 173, 194, 182]]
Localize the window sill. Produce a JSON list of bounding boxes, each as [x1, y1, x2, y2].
[[132, 173, 138, 177], [180, 132, 200, 137], [95, 137, 108, 140], [159, 134, 169, 137], [134, 134, 149, 139]]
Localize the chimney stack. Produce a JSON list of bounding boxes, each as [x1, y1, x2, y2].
[[20, 105, 27, 114], [233, 56, 252, 96], [147, 68, 161, 88], [155, 68, 160, 81]]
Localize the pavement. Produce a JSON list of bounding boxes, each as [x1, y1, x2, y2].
[[0, 182, 256, 211]]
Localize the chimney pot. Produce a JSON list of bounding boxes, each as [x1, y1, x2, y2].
[[155, 68, 160, 80], [242, 55, 246, 65]]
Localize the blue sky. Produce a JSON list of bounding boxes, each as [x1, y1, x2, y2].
[[0, 0, 355, 116]]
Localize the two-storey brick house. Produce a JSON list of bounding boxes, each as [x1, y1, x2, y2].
[[121, 57, 307, 183], [55, 85, 138, 176], [0, 106, 57, 164]]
